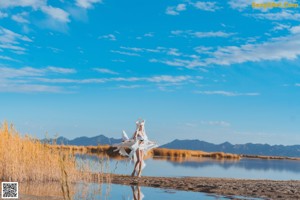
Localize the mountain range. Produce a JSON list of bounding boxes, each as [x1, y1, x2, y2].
[[44, 135, 300, 157], [46, 135, 122, 146], [161, 139, 300, 157]]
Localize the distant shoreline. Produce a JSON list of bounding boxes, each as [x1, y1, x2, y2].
[[241, 154, 300, 161], [49, 144, 300, 161]]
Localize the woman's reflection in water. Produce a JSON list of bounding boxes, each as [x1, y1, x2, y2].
[[131, 185, 144, 200]]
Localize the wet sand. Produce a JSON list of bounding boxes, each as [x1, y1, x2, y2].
[[100, 174, 300, 200]]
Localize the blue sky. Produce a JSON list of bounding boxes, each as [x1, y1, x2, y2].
[[0, 0, 300, 145]]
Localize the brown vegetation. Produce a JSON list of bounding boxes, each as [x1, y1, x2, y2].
[[0, 122, 110, 184], [49, 144, 241, 160]]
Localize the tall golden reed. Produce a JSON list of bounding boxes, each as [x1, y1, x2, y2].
[[0, 121, 78, 183]]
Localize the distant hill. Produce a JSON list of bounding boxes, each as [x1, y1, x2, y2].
[[160, 139, 300, 157], [43, 135, 122, 146], [43, 135, 300, 157]]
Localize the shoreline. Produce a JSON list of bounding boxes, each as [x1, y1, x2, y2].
[[49, 144, 300, 161], [95, 174, 300, 200]]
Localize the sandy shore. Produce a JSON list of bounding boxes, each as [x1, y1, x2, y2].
[[98, 174, 300, 200]]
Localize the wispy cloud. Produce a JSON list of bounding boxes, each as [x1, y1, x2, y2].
[[228, 0, 251, 11], [110, 50, 141, 56], [171, 30, 235, 38], [76, 0, 102, 9], [144, 32, 154, 37], [246, 10, 300, 21], [191, 1, 221, 12], [153, 28, 300, 69], [295, 83, 300, 87], [195, 90, 260, 96], [93, 68, 119, 75], [0, 1, 70, 31], [166, 4, 186, 15], [185, 120, 231, 127], [98, 34, 116, 41], [120, 46, 181, 56], [47, 66, 76, 74], [35, 75, 193, 84], [11, 12, 30, 23], [0, 55, 20, 62], [118, 85, 143, 89], [200, 120, 231, 127], [0, 0, 46, 9], [0, 82, 63, 93], [166, 1, 221, 15], [0, 66, 76, 78], [0, 26, 32, 54], [41, 6, 70, 23], [0, 11, 8, 18]]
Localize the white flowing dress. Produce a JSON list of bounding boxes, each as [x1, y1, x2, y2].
[[113, 126, 158, 171]]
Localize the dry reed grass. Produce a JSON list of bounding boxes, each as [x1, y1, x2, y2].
[[0, 122, 78, 182], [52, 144, 241, 160], [0, 122, 111, 183]]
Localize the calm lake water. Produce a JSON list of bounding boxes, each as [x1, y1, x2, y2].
[[20, 182, 259, 200], [76, 154, 300, 180], [73, 183, 231, 200]]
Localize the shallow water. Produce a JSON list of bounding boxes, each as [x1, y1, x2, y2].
[[76, 154, 300, 180], [73, 183, 230, 200], [19, 182, 233, 200]]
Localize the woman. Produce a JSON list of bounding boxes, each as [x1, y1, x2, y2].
[[114, 119, 157, 177]]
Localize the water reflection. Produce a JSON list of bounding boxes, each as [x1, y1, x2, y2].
[[76, 154, 300, 180], [158, 157, 300, 173], [131, 185, 144, 200]]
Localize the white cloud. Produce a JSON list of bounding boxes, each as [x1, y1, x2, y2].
[[228, 0, 251, 11], [0, 0, 46, 9], [99, 34, 116, 41], [47, 66, 76, 74], [0, 66, 76, 78], [0, 26, 32, 54], [205, 34, 300, 66], [195, 90, 260, 96], [171, 30, 234, 38], [295, 83, 300, 87], [0, 55, 20, 62], [0, 44, 26, 51], [166, 3, 188, 15], [271, 23, 291, 32], [93, 68, 119, 75], [12, 12, 29, 23], [247, 10, 300, 21], [290, 25, 300, 34], [34, 75, 194, 85], [119, 85, 143, 89], [176, 4, 187, 11], [147, 75, 191, 83], [155, 29, 300, 68], [0, 82, 63, 93], [192, 1, 221, 12], [194, 46, 213, 54], [144, 32, 154, 37], [111, 50, 141, 56], [166, 1, 221, 15], [166, 6, 180, 15], [0, 11, 8, 18], [76, 0, 102, 9], [0, 0, 71, 31], [0, 67, 44, 78], [200, 120, 231, 127], [41, 6, 70, 23]]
